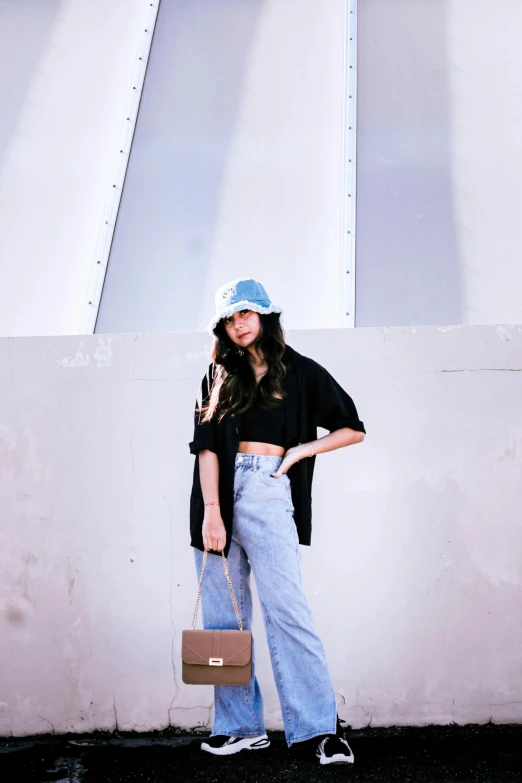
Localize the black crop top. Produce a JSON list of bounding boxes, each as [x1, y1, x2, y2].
[[239, 398, 287, 447]]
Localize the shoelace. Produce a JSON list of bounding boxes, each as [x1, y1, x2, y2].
[[317, 736, 351, 757]]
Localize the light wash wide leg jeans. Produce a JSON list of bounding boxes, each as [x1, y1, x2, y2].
[[193, 452, 337, 746]]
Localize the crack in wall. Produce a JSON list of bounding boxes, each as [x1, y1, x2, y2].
[[66, 557, 76, 606], [385, 367, 522, 376], [168, 704, 212, 731], [113, 694, 118, 732], [38, 714, 55, 735]]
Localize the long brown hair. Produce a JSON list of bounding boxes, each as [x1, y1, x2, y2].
[[200, 312, 288, 423]]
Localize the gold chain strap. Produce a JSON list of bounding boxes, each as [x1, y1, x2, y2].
[[191, 550, 244, 632], [220, 550, 244, 631]]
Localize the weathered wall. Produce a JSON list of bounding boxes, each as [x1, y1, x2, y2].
[[1, 326, 521, 736]]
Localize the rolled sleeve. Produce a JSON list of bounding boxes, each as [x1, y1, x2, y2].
[[308, 360, 366, 434], [188, 363, 219, 455]]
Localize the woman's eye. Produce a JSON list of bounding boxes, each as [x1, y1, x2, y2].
[[224, 310, 249, 324]]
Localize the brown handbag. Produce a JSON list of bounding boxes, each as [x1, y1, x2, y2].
[[182, 550, 252, 686]]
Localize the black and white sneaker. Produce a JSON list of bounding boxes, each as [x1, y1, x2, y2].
[[316, 735, 355, 765], [201, 733, 270, 756]]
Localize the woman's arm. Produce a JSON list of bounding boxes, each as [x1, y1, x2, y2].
[[199, 449, 227, 552], [272, 428, 364, 476], [273, 357, 366, 477], [303, 426, 364, 456]]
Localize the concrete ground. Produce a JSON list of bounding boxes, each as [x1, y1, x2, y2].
[[1, 724, 521, 783]]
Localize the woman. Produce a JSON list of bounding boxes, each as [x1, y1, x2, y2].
[[188, 278, 366, 766]]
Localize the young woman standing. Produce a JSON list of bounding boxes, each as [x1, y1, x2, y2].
[[188, 278, 366, 766]]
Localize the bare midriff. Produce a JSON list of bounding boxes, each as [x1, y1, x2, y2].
[[237, 441, 285, 457]]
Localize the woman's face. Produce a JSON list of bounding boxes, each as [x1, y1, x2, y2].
[[223, 309, 262, 350]]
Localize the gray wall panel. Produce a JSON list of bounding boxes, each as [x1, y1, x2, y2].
[[356, 0, 522, 327], [356, 0, 463, 326], [96, 0, 350, 335]]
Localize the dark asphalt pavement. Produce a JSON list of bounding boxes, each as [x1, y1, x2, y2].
[[2, 724, 521, 782]]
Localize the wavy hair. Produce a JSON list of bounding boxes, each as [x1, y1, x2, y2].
[[200, 312, 287, 423]]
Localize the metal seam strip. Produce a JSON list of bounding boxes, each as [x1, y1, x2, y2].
[[79, 1, 161, 334]]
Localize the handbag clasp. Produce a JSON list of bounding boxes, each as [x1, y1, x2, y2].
[[209, 657, 223, 666]]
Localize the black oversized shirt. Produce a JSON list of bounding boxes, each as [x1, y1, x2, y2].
[[188, 343, 366, 557]]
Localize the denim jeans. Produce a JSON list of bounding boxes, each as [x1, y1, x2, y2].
[[193, 452, 337, 746]]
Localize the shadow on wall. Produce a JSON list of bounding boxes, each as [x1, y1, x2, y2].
[[96, 0, 267, 335], [356, 0, 463, 327], [0, 0, 65, 163]]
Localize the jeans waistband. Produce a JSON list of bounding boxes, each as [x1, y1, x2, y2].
[[235, 453, 283, 470]]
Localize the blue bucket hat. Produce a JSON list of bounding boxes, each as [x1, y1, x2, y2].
[[206, 278, 283, 336]]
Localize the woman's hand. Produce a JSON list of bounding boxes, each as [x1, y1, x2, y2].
[[202, 507, 227, 552], [271, 428, 364, 478], [270, 444, 313, 478]]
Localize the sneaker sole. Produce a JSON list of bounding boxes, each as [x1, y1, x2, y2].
[[318, 752, 355, 765], [201, 736, 270, 756]]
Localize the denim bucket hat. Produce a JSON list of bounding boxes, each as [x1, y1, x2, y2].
[[206, 278, 283, 336]]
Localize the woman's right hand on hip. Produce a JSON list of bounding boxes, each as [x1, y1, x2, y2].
[[202, 508, 227, 552]]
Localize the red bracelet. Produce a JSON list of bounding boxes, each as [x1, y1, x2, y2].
[[205, 501, 220, 506]]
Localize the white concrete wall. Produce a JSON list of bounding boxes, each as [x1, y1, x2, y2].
[[1, 326, 521, 736], [0, 0, 148, 337]]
